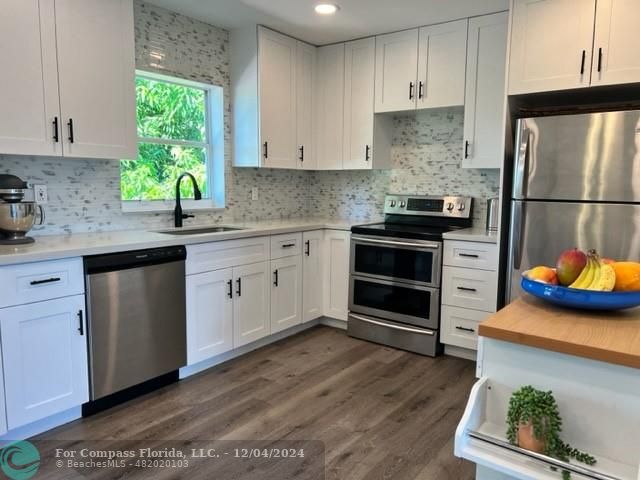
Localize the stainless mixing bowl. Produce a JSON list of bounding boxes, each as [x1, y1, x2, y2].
[[0, 202, 44, 241]]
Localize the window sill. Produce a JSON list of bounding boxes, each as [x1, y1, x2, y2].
[[121, 199, 225, 213]]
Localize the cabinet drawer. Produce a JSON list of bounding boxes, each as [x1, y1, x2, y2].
[[441, 305, 490, 351], [0, 258, 84, 308], [270, 232, 302, 259], [186, 237, 269, 275], [442, 266, 497, 313], [443, 240, 498, 271]]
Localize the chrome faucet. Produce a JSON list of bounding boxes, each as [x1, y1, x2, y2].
[[174, 172, 202, 227]]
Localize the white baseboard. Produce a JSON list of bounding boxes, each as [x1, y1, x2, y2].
[[180, 320, 321, 379], [319, 316, 347, 330], [445, 344, 477, 361], [0, 406, 82, 443]]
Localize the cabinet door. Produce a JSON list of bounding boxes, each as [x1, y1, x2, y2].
[[592, 0, 640, 86], [315, 44, 345, 170], [234, 262, 270, 347], [417, 20, 467, 109], [463, 12, 508, 169], [343, 38, 375, 170], [297, 41, 316, 170], [374, 29, 419, 113], [0, 1, 61, 156], [270, 256, 303, 334], [303, 230, 324, 322], [186, 269, 233, 365], [0, 295, 88, 430], [55, 0, 137, 159], [258, 27, 297, 169], [323, 230, 351, 321], [508, 0, 596, 94]]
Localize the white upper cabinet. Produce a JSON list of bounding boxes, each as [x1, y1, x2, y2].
[[0, 0, 136, 159], [463, 12, 508, 169], [0, 1, 61, 157], [343, 38, 375, 170], [508, 0, 596, 94], [258, 27, 297, 169], [296, 41, 316, 169], [374, 29, 419, 113], [417, 20, 468, 109], [315, 43, 345, 170], [592, 0, 640, 86]]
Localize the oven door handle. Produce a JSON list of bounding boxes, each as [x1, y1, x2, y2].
[[349, 314, 436, 335], [351, 236, 440, 250]]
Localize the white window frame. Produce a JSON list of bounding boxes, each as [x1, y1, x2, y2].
[[121, 70, 225, 213]]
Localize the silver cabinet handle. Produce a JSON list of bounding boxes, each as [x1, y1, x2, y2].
[[349, 314, 435, 335], [351, 236, 440, 250]]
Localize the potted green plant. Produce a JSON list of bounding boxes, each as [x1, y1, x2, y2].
[[506, 386, 597, 479]]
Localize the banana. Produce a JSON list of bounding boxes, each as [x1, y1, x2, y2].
[[586, 262, 616, 292], [570, 256, 596, 289], [571, 249, 617, 291]]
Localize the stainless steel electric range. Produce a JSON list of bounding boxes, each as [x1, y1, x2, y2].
[[348, 194, 473, 356]]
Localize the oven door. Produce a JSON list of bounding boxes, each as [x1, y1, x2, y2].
[[349, 275, 440, 330], [350, 235, 441, 287]]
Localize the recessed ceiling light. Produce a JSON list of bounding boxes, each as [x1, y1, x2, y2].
[[315, 3, 339, 15]]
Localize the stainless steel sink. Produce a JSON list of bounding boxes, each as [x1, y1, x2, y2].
[[158, 226, 245, 235]]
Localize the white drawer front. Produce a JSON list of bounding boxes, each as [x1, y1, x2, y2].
[[270, 232, 302, 259], [443, 240, 498, 271], [0, 258, 85, 308], [186, 237, 269, 275], [442, 266, 497, 313], [441, 305, 490, 351]]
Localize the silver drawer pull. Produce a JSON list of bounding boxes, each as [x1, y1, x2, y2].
[[455, 326, 475, 333], [352, 236, 440, 250], [281, 243, 296, 248], [30, 277, 61, 286], [349, 314, 435, 335]]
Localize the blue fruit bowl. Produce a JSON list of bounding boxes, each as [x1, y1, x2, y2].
[[521, 273, 640, 311]]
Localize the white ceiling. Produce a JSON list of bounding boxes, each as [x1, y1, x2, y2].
[[145, 0, 510, 45]]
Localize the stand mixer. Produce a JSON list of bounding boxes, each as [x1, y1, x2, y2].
[[0, 174, 44, 245]]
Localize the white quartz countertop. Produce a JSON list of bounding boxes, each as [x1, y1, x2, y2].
[[442, 227, 498, 244], [0, 218, 377, 266]]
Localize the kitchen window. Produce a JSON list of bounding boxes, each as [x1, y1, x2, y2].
[[121, 71, 224, 212]]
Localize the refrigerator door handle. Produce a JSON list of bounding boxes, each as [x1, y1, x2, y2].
[[506, 200, 525, 303], [513, 122, 531, 200]]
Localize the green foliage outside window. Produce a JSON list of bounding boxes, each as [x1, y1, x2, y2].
[[120, 76, 210, 201]]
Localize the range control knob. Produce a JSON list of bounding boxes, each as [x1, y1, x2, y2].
[[399, 201, 406, 208], [458, 203, 466, 211], [446, 202, 455, 211], [389, 200, 397, 207]]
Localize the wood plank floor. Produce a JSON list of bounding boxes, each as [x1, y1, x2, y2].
[[40, 326, 477, 480]]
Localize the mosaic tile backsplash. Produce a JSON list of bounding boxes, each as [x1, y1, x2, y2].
[[0, 2, 500, 236]]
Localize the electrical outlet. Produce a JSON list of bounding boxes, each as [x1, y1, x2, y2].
[[251, 187, 259, 201], [34, 184, 48, 204]]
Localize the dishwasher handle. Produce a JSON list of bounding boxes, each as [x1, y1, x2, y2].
[[85, 246, 187, 274]]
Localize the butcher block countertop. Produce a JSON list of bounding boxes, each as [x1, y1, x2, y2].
[[479, 296, 640, 370]]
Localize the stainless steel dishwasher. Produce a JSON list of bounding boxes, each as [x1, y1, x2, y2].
[[84, 246, 187, 401]]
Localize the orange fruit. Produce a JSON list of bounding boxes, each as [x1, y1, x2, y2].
[[611, 262, 640, 292]]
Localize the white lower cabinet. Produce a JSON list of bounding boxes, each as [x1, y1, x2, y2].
[[0, 295, 88, 430], [302, 230, 324, 322], [233, 262, 270, 348], [270, 256, 303, 334], [323, 230, 351, 321], [441, 305, 489, 351], [186, 268, 234, 365]]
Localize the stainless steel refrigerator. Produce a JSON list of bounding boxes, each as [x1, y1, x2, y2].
[[506, 110, 640, 302]]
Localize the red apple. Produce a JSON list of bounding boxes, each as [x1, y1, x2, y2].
[[556, 248, 587, 286]]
